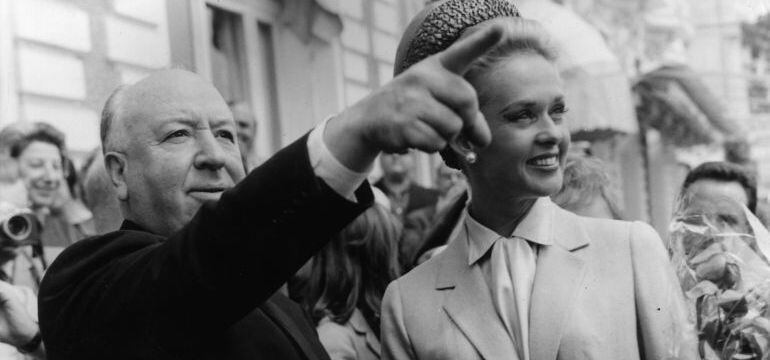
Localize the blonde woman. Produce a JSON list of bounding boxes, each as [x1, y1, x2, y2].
[[381, 1, 697, 359]]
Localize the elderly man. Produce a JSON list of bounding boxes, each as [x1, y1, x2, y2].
[[37, 24, 502, 360]]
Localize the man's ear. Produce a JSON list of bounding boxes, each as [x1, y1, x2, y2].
[[104, 152, 128, 201]]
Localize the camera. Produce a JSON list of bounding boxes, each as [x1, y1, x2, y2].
[[0, 203, 40, 247]]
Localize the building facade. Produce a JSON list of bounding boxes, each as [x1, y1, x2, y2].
[[0, 0, 427, 179], [0, 0, 172, 156]]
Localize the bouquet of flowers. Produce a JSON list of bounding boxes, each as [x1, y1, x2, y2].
[[670, 194, 770, 359]]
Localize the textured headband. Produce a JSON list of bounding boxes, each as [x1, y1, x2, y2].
[[393, 0, 520, 76]]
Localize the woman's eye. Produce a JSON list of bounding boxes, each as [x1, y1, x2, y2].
[[549, 105, 569, 121], [507, 110, 536, 123]]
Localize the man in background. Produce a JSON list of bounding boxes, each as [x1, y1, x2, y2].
[[681, 161, 757, 214], [80, 150, 122, 234], [229, 101, 260, 171], [375, 152, 439, 220]]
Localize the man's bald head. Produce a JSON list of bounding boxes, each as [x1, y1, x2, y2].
[[101, 70, 232, 153], [100, 85, 128, 153], [99, 69, 245, 235]]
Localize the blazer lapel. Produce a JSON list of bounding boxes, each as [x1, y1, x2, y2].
[[364, 330, 381, 357], [261, 294, 330, 360], [438, 234, 517, 360], [349, 310, 381, 357], [528, 209, 590, 360]]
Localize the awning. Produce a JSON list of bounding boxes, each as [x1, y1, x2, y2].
[[281, 0, 343, 43], [643, 65, 744, 136], [516, 0, 639, 141], [634, 65, 745, 147]]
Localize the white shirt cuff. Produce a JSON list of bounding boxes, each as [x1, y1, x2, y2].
[[307, 116, 370, 201]]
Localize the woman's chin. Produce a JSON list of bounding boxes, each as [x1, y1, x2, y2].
[[29, 195, 55, 209], [523, 175, 563, 197], [534, 187, 561, 198]]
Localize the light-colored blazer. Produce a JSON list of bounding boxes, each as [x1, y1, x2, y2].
[[381, 201, 697, 360], [318, 308, 381, 360]]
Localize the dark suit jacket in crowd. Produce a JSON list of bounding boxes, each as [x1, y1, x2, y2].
[[374, 180, 439, 217], [38, 135, 373, 360], [411, 190, 468, 266]]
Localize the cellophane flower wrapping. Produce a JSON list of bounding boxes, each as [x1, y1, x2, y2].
[[670, 194, 770, 360]]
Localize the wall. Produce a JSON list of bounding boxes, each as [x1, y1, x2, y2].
[[687, 0, 750, 124], [166, 0, 196, 70], [644, 129, 688, 237], [0, 0, 430, 180], [0, 0, 171, 157], [337, 0, 434, 183], [688, 0, 770, 197]]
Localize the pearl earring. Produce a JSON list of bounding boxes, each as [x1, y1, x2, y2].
[[465, 151, 477, 164]]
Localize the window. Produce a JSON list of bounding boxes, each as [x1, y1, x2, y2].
[[338, 0, 440, 185], [338, 0, 407, 106], [208, 7, 248, 104], [192, 0, 281, 159]]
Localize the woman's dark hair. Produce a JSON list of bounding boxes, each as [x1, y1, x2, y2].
[[305, 204, 402, 336], [9, 122, 70, 181], [9, 123, 66, 159]]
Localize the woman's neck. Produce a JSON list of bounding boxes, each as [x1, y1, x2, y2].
[[468, 190, 537, 237]]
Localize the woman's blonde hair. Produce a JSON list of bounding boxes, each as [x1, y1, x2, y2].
[[441, 17, 559, 169], [465, 17, 557, 77]]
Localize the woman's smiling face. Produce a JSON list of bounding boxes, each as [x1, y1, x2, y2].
[[17, 140, 64, 208], [466, 51, 570, 200]]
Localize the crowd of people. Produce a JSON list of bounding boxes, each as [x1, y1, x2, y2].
[[0, 0, 769, 359]]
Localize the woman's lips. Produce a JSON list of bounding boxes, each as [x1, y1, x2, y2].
[[30, 186, 57, 197], [526, 154, 559, 169]]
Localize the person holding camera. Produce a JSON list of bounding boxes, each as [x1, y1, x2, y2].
[[0, 203, 47, 359], [1, 123, 95, 292], [10, 124, 94, 246], [0, 128, 47, 359], [0, 235, 45, 359]]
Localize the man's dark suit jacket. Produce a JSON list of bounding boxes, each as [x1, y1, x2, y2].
[[373, 180, 439, 216], [38, 135, 373, 360]]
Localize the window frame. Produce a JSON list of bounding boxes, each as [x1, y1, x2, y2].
[[189, 0, 281, 157], [0, 0, 18, 129]]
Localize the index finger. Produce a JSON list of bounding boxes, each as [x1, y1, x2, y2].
[[438, 23, 505, 75]]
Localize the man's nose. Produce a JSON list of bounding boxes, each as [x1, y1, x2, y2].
[[193, 132, 227, 171]]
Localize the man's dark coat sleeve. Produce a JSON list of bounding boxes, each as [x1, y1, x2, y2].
[[38, 135, 373, 359]]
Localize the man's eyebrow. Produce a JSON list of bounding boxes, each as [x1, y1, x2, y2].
[[159, 117, 233, 129], [210, 117, 235, 128], [160, 118, 198, 128]]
